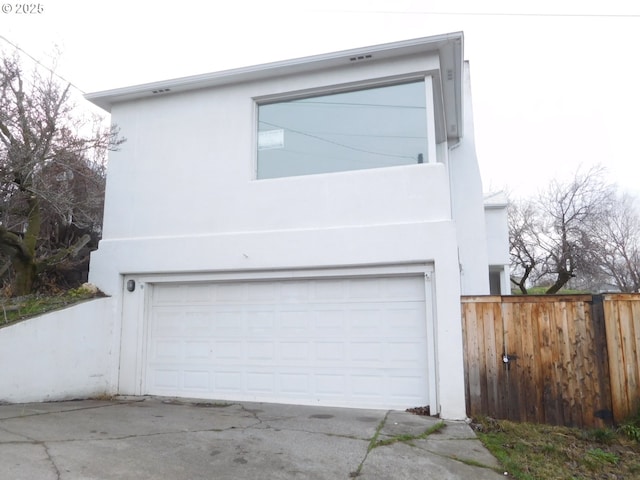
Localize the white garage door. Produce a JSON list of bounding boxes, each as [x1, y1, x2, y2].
[[144, 275, 430, 408]]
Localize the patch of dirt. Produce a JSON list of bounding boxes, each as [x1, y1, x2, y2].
[[406, 405, 431, 416]]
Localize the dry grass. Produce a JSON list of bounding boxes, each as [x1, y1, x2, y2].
[[0, 286, 104, 327], [473, 416, 640, 479]]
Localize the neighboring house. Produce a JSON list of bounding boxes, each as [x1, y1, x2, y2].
[[84, 32, 499, 420], [484, 192, 511, 295]]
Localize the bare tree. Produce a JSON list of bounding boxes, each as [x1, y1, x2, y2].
[[536, 166, 615, 293], [509, 166, 625, 294], [0, 52, 123, 295], [590, 193, 640, 292], [509, 199, 544, 294]]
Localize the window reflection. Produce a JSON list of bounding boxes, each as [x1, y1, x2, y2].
[[257, 81, 428, 179]]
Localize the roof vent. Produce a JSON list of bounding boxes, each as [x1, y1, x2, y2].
[[349, 54, 373, 62], [151, 88, 171, 94]]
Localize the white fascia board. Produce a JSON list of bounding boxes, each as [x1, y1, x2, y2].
[[483, 191, 509, 209], [86, 32, 464, 138], [484, 203, 509, 210]]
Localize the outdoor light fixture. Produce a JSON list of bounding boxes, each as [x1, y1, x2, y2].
[[126, 279, 136, 292]]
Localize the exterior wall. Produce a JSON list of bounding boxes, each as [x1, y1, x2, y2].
[[86, 43, 483, 420], [485, 193, 511, 294], [485, 205, 509, 266], [106, 221, 466, 419], [98, 53, 443, 243], [91, 48, 455, 294], [0, 298, 115, 403], [448, 62, 490, 295]]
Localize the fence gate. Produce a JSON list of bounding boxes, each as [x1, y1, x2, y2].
[[462, 295, 614, 428]]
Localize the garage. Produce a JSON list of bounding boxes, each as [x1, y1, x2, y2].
[[141, 273, 433, 409]]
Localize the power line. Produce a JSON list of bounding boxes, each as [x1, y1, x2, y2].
[[294, 100, 424, 109], [312, 9, 640, 19], [259, 120, 417, 160], [0, 35, 86, 94]]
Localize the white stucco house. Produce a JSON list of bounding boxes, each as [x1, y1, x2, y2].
[[0, 32, 509, 420]]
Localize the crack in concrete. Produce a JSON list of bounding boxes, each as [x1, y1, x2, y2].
[[238, 404, 265, 426], [239, 405, 370, 442], [0, 423, 35, 443], [1, 399, 390, 479], [0, 419, 48, 448], [253, 422, 367, 442], [0, 401, 264, 446], [408, 441, 501, 472], [42, 442, 61, 480], [0, 400, 140, 421], [0, 422, 264, 445], [349, 410, 390, 478]]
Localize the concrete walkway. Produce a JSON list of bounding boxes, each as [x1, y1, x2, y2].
[[0, 397, 506, 479]]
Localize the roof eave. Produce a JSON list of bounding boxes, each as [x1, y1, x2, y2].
[[86, 32, 465, 140]]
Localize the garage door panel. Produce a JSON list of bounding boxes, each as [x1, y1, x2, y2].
[[387, 341, 427, 364], [183, 284, 213, 303], [280, 281, 311, 301], [153, 311, 184, 336], [149, 340, 427, 368], [154, 341, 181, 360], [247, 282, 278, 302], [316, 374, 346, 395], [313, 280, 347, 300], [246, 341, 275, 360], [214, 342, 243, 360], [184, 341, 210, 359], [184, 370, 209, 390], [145, 275, 430, 408], [280, 342, 311, 360], [246, 312, 275, 334], [352, 375, 382, 397], [246, 372, 274, 392], [350, 342, 383, 362], [316, 341, 345, 361], [216, 371, 242, 391], [215, 283, 245, 302], [280, 373, 309, 394], [146, 366, 429, 405], [347, 278, 383, 299], [382, 276, 426, 299], [279, 311, 312, 334], [390, 376, 427, 400], [152, 369, 180, 389]]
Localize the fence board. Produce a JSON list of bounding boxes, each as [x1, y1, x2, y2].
[[483, 301, 502, 417], [604, 294, 640, 421], [557, 301, 576, 425], [572, 301, 591, 426], [521, 302, 540, 422], [461, 294, 633, 428], [461, 297, 505, 418], [590, 296, 614, 425], [461, 300, 481, 416], [502, 301, 520, 420]]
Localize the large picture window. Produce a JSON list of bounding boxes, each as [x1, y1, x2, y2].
[[257, 81, 430, 179]]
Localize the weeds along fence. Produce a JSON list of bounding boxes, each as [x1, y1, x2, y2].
[[461, 294, 640, 428]]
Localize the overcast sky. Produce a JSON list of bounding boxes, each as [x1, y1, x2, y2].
[[2, 0, 639, 199]]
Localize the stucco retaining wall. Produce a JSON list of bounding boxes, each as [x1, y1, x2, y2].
[[0, 298, 115, 403]]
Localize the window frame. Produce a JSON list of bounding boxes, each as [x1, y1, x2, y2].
[[253, 74, 438, 180]]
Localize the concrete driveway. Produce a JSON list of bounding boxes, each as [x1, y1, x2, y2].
[[0, 397, 506, 479]]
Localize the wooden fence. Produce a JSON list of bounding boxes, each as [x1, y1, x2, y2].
[[461, 294, 640, 428]]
